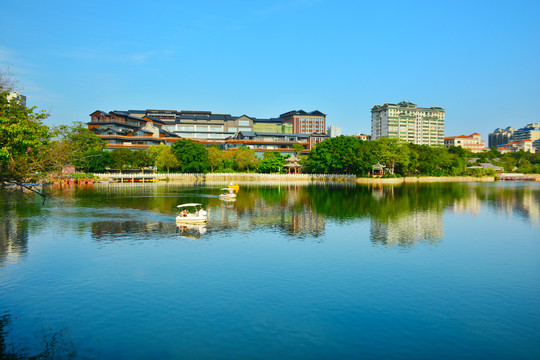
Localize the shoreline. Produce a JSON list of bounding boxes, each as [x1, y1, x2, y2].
[[90, 172, 508, 185], [355, 176, 497, 184]]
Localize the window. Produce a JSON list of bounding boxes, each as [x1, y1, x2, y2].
[[238, 127, 251, 131], [228, 127, 237, 132], [238, 120, 250, 126]]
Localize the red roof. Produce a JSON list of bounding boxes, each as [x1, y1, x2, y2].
[[444, 135, 470, 140], [469, 132, 481, 136]]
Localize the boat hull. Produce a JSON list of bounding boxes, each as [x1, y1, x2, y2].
[[175, 216, 207, 223]]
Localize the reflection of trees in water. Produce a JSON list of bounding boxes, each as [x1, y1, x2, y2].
[[0, 312, 78, 359], [12, 182, 538, 246]]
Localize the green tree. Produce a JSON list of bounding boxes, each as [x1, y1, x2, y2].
[[110, 148, 134, 169], [84, 149, 112, 172], [304, 136, 360, 174], [292, 143, 305, 157], [258, 151, 286, 173], [132, 150, 152, 169], [170, 138, 209, 173], [145, 144, 168, 166], [0, 90, 50, 185], [156, 146, 179, 174], [374, 137, 409, 174], [233, 147, 258, 172], [207, 146, 224, 173], [51, 122, 107, 172]]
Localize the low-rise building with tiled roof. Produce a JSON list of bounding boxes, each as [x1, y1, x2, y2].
[[499, 139, 536, 153], [88, 108, 328, 155], [444, 133, 488, 153]]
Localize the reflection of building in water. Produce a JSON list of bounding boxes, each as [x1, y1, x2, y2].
[[370, 210, 444, 247], [0, 214, 29, 264], [91, 221, 178, 241], [218, 187, 326, 237], [493, 189, 540, 225], [522, 191, 540, 225], [290, 208, 325, 236], [448, 185, 540, 225], [448, 190, 482, 215]]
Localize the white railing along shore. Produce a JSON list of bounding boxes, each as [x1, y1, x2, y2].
[[93, 172, 357, 182]]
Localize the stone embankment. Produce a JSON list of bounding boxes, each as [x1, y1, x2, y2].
[[93, 172, 357, 184], [93, 173, 540, 185], [355, 176, 496, 184]]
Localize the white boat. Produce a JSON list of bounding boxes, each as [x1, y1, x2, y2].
[[219, 188, 237, 199], [175, 203, 208, 223]]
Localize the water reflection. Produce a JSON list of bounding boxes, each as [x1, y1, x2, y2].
[[1, 182, 539, 255], [0, 192, 40, 265], [370, 210, 444, 247], [447, 183, 540, 224]]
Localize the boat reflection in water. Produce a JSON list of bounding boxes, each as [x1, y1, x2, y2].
[[175, 222, 207, 239]]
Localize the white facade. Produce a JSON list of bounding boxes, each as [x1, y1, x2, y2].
[[6, 91, 26, 107], [327, 125, 341, 138], [371, 101, 445, 145]]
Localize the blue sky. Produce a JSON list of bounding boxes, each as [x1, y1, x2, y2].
[[1, 0, 539, 138]]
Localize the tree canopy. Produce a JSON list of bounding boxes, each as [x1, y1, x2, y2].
[[0, 90, 50, 184], [170, 138, 209, 173]]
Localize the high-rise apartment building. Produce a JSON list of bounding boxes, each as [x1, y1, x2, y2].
[[488, 127, 514, 148], [511, 123, 540, 143], [327, 125, 341, 138], [371, 101, 445, 145]]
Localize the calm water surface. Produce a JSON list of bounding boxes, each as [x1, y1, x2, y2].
[[1, 182, 539, 359]]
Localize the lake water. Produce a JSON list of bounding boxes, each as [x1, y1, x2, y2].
[[1, 182, 539, 359]]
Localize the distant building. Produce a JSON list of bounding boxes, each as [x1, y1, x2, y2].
[[88, 108, 328, 154], [327, 125, 341, 138], [500, 139, 535, 153], [511, 123, 540, 143], [488, 127, 514, 148], [354, 133, 371, 141], [280, 110, 326, 135], [6, 91, 26, 107], [444, 133, 488, 153], [496, 147, 512, 154], [534, 139, 540, 154], [371, 101, 445, 145]]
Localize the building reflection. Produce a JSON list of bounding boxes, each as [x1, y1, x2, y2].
[[370, 210, 444, 247], [446, 184, 540, 225], [0, 211, 29, 265]]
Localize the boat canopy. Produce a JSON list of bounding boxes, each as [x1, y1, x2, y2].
[[177, 203, 202, 208]]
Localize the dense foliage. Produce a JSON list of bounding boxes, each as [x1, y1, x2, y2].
[[0, 91, 50, 184], [303, 136, 540, 176]]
